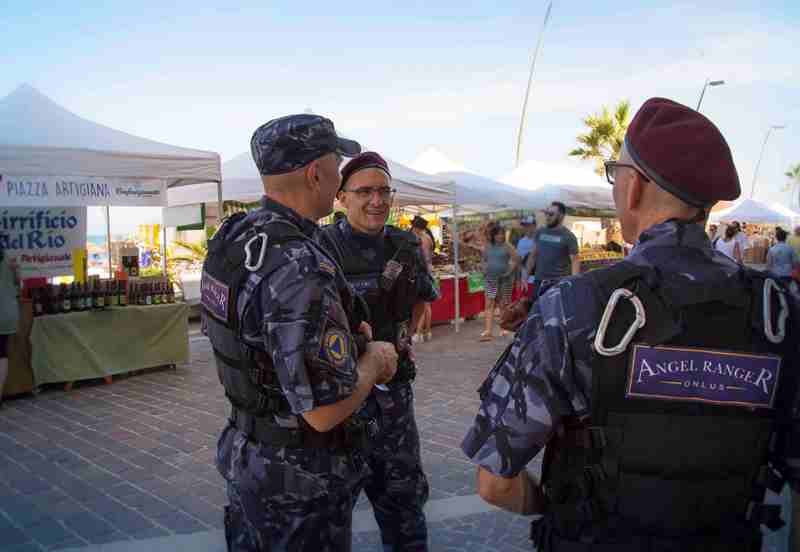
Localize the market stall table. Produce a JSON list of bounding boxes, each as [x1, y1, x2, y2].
[[431, 274, 485, 324], [30, 302, 189, 387]]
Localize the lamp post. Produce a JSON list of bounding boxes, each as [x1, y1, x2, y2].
[[696, 79, 725, 111], [750, 125, 786, 199]]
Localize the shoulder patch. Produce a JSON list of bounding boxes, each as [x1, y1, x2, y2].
[[322, 328, 350, 366], [318, 259, 337, 276], [626, 344, 781, 409]]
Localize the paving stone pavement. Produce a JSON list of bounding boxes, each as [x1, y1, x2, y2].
[[0, 319, 538, 551], [0, 318, 791, 552]]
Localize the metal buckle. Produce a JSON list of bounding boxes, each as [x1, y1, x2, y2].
[[594, 288, 646, 357], [763, 278, 788, 344], [244, 232, 269, 273]]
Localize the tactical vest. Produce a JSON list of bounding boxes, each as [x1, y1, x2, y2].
[[321, 223, 419, 384], [531, 257, 796, 552], [202, 212, 369, 449]]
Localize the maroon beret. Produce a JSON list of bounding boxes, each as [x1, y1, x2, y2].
[[625, 97, 740, 207], [340, 151, 391, 190]]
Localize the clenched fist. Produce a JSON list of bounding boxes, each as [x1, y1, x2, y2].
[[365, 341, 398, 385]]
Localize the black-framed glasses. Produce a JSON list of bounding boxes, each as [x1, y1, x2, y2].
[[543, 210, 558, 217], [343, 186, 396, 201], [604, 160, 650, 186]]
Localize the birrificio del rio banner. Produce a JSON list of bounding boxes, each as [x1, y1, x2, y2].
[[0, 207, 88, 278]]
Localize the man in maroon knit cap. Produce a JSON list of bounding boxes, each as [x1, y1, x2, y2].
[[462, 98, 800, 551]]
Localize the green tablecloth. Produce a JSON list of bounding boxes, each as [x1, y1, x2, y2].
[[30, 303, 190, 385]]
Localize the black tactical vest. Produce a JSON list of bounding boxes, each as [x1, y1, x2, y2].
[[532, 258, 796, 552], [320, 223, 420, 384], [202, 212, 363, 421]]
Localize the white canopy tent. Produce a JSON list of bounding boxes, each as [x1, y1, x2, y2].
[[411, 148, 546, 213], [169, 151, 455, 208], [0, 84, 222, 275], [501, 160, 614, 211], [709, 198, 797, 226]]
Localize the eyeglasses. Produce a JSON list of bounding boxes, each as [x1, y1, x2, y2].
[[544, 210, 558, 217], [604, 161, 650, 186], [343, 186, 396, 201]]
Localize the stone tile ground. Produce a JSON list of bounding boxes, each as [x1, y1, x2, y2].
[[0, 318, 791, 551], [0, 320, 531, 551]]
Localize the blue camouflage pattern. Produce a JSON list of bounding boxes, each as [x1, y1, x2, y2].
[[318, 219, 436, 551], [251, 114, 361, 175], [462, 221, 800, 482], [215, 196, 366, 551]]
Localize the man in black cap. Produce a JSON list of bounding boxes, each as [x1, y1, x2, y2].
[[203, 114, 398, 551], [318, 151, 438, 551], [462, 98, 800, 551]]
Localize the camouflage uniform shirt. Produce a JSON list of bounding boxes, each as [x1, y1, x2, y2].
[[461, 221, 800, 483]]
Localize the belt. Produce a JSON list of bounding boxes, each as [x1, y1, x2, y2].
[[231, 408, 376, 451]]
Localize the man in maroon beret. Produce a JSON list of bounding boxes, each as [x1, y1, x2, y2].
[[319, 151, 439, 550], [462, 98, 800, 551]]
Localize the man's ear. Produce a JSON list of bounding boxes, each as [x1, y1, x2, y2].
[[627, 172, 645, 212], [304, 160, 320, 192]]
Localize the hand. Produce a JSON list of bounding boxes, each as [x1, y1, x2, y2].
[[519, 280, 529, 294], [357, 321, 373, 342], [499, 298, 531, 332], [365, 341, 398, 385]]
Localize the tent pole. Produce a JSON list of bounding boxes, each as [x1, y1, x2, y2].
[[105, 205, 112, 279], [217, 180, 224, 223], [452, 199, 461, 333], [162, 221, 167, 281]]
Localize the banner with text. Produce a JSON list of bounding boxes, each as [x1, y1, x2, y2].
[[0, 207, 88, 278], [0, 175, 167, 207]]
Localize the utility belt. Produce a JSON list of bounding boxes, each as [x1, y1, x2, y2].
[[530, 520, 761, 552], [231, 408, 378, 452]]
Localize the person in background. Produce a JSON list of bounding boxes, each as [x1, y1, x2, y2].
[[788, 226, 800, 258], [515, 216, 537, 300], [464, 225, 519, 341], [715, 225, 742, 262], [0, 238, 20, 408], [521, 201, 580, 300], [767, 226, 798, 281], [411, 216, 435, 343], [732, 221, 749, 258], [707, 224, 719, 246]]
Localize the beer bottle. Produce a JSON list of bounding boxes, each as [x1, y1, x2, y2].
[[167, 280, 175, 304], [152, 281, 161, 305], [61, 283, 72, 313], [32, 287, 45, 317], [70, 283, 80, 312], [145, 282, 153, 306], [50, 285, 62, 314], [161, 279, 169, 304], [139, 282, 147, 306], [78, 282, 88, 311]]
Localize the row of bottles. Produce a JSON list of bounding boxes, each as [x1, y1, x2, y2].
[[31, 278, 174, 317]]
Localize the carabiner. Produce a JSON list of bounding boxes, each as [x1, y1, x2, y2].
[[244, 232, 269, 273], [763, 278, 788, 344], [594, 288, 647, 357]]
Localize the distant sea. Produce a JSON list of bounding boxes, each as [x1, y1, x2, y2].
[[87, 234, 128, 246]]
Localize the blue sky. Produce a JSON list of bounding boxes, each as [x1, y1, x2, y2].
[[1, 1, 798, 233]]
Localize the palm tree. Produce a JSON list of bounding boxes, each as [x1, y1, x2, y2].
[[569, 100, 631, 175], [786, 163, 800, 209]]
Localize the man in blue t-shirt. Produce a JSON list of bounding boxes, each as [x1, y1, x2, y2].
[[521, 201, 580, 299]]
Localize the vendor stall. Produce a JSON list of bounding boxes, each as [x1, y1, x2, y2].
[[0, 84, 221, 393]]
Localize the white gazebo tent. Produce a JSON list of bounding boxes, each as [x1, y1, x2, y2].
[[411, 147, 547, 213], [501, 159, 614, 211], [0, 84, 222, 276], [709, 198, 797, 226]]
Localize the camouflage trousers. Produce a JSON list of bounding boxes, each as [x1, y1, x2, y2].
[[356, 383, 429, 552], [216, 423, 365, 552]]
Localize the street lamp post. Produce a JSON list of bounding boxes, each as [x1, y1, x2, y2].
[[696, 79, 725, 111], [750, 125, 786, 199]]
